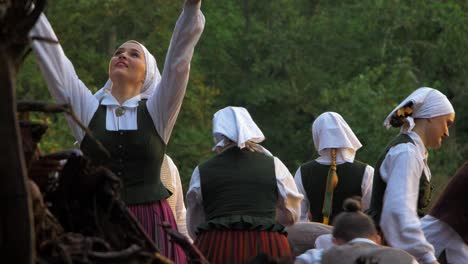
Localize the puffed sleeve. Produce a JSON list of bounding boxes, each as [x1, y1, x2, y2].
[[274, 157, 304, 226]]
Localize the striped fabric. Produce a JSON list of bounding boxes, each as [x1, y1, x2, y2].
[[128, 200, 187, 264], [160, 156, 176, 211], [195, 229, 292, 264]]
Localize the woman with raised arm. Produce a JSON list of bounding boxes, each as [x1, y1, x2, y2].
[[366, 87, 455, 264], [29, 1, 205, 262]]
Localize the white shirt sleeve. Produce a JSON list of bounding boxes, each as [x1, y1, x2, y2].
[[294, 248, 324, 264], [361, 165, 374, 211], [294, 167, 311, 222], [147, 2, 205, 144], [186, 166, 205, 240], [274, 157, 304, 226], [379, 143, 436, 264], [422, 215, 468, 264], [165, 156, 192, 243], [315, 234, 335, 250], [30, 14, 99, 142]]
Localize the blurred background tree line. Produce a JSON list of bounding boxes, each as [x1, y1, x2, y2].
[[17, 0, 467, 197]]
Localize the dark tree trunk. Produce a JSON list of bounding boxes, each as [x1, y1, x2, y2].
[[0, 1, 47, 262], [0, 47, 34, 264]]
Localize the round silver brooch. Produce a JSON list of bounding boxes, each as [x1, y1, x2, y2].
[[115, 107, 126, 117]]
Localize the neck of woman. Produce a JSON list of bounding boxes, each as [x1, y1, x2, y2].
[[411, 119, 428, 147], [111, 82, 141, 105]]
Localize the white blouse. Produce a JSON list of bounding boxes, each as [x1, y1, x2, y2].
[[422, 215, 468, 264], [30, 3, 205, 145], [186, 155, 303, 240], [160, 155, 191, 243], [294, 238, 378, 264], [379, 131, 436, 264], [294, 157, 374, 222]]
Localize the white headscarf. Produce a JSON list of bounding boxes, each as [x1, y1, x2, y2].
[[384, 87, 455, 132], [212, 106, 272, 156], [94, 40, 161, 101], [312, 112, 362, 163]]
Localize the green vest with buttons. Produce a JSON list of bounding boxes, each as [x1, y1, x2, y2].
[[80, 100, 170, 205], [366, 134, 432, 227]]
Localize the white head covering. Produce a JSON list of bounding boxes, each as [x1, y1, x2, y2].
[[384, 87, 455, 132], [312, 112, 362, 163], [212, 106, 272, 156], [94, 40, 161, 101]]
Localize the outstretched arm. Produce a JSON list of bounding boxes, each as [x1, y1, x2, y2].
[[29, 14, 99, 142], [147, 0, 205, 144]]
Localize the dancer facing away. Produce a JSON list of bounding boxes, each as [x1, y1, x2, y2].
[[295, 112, 374, 224], [29, 1, 205, 262], [186, 106, 303, 264], [366, 87, 455, 264]]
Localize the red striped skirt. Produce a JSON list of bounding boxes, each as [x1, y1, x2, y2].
[[194, 229, 292, 264], [128, 200, 186, 264]]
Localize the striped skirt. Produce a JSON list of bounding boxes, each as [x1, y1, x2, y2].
[[128, 200, 186, 264], [194, 229, 292, 264]]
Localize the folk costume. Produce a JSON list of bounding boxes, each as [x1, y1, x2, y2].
[[186, 106, 303, 264], [30, 3, 205, 263], [366, 87, 455, 264], [294, 112, 374, 224], [422, 161, 468, 263], [160, 155, 191, 242]]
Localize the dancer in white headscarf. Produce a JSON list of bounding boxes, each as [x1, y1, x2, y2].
[[366, 87, 455, 264], [294, 112, 374, 224], [186, 106, 303, 263], [29, 1, 205, 262]]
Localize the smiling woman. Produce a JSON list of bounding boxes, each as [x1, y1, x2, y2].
[[29, 1, 205, 263], [366, 87, 455, 264]]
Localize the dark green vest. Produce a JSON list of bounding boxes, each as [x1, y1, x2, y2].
[[198, 147, 283, 232], [300, 160, 367, 223], [80, 101, 169, 205], [367, 134, 432, 226]]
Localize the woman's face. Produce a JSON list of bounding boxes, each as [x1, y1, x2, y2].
[[425, 112, 455, 149], [109, 42, 146, 87]]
